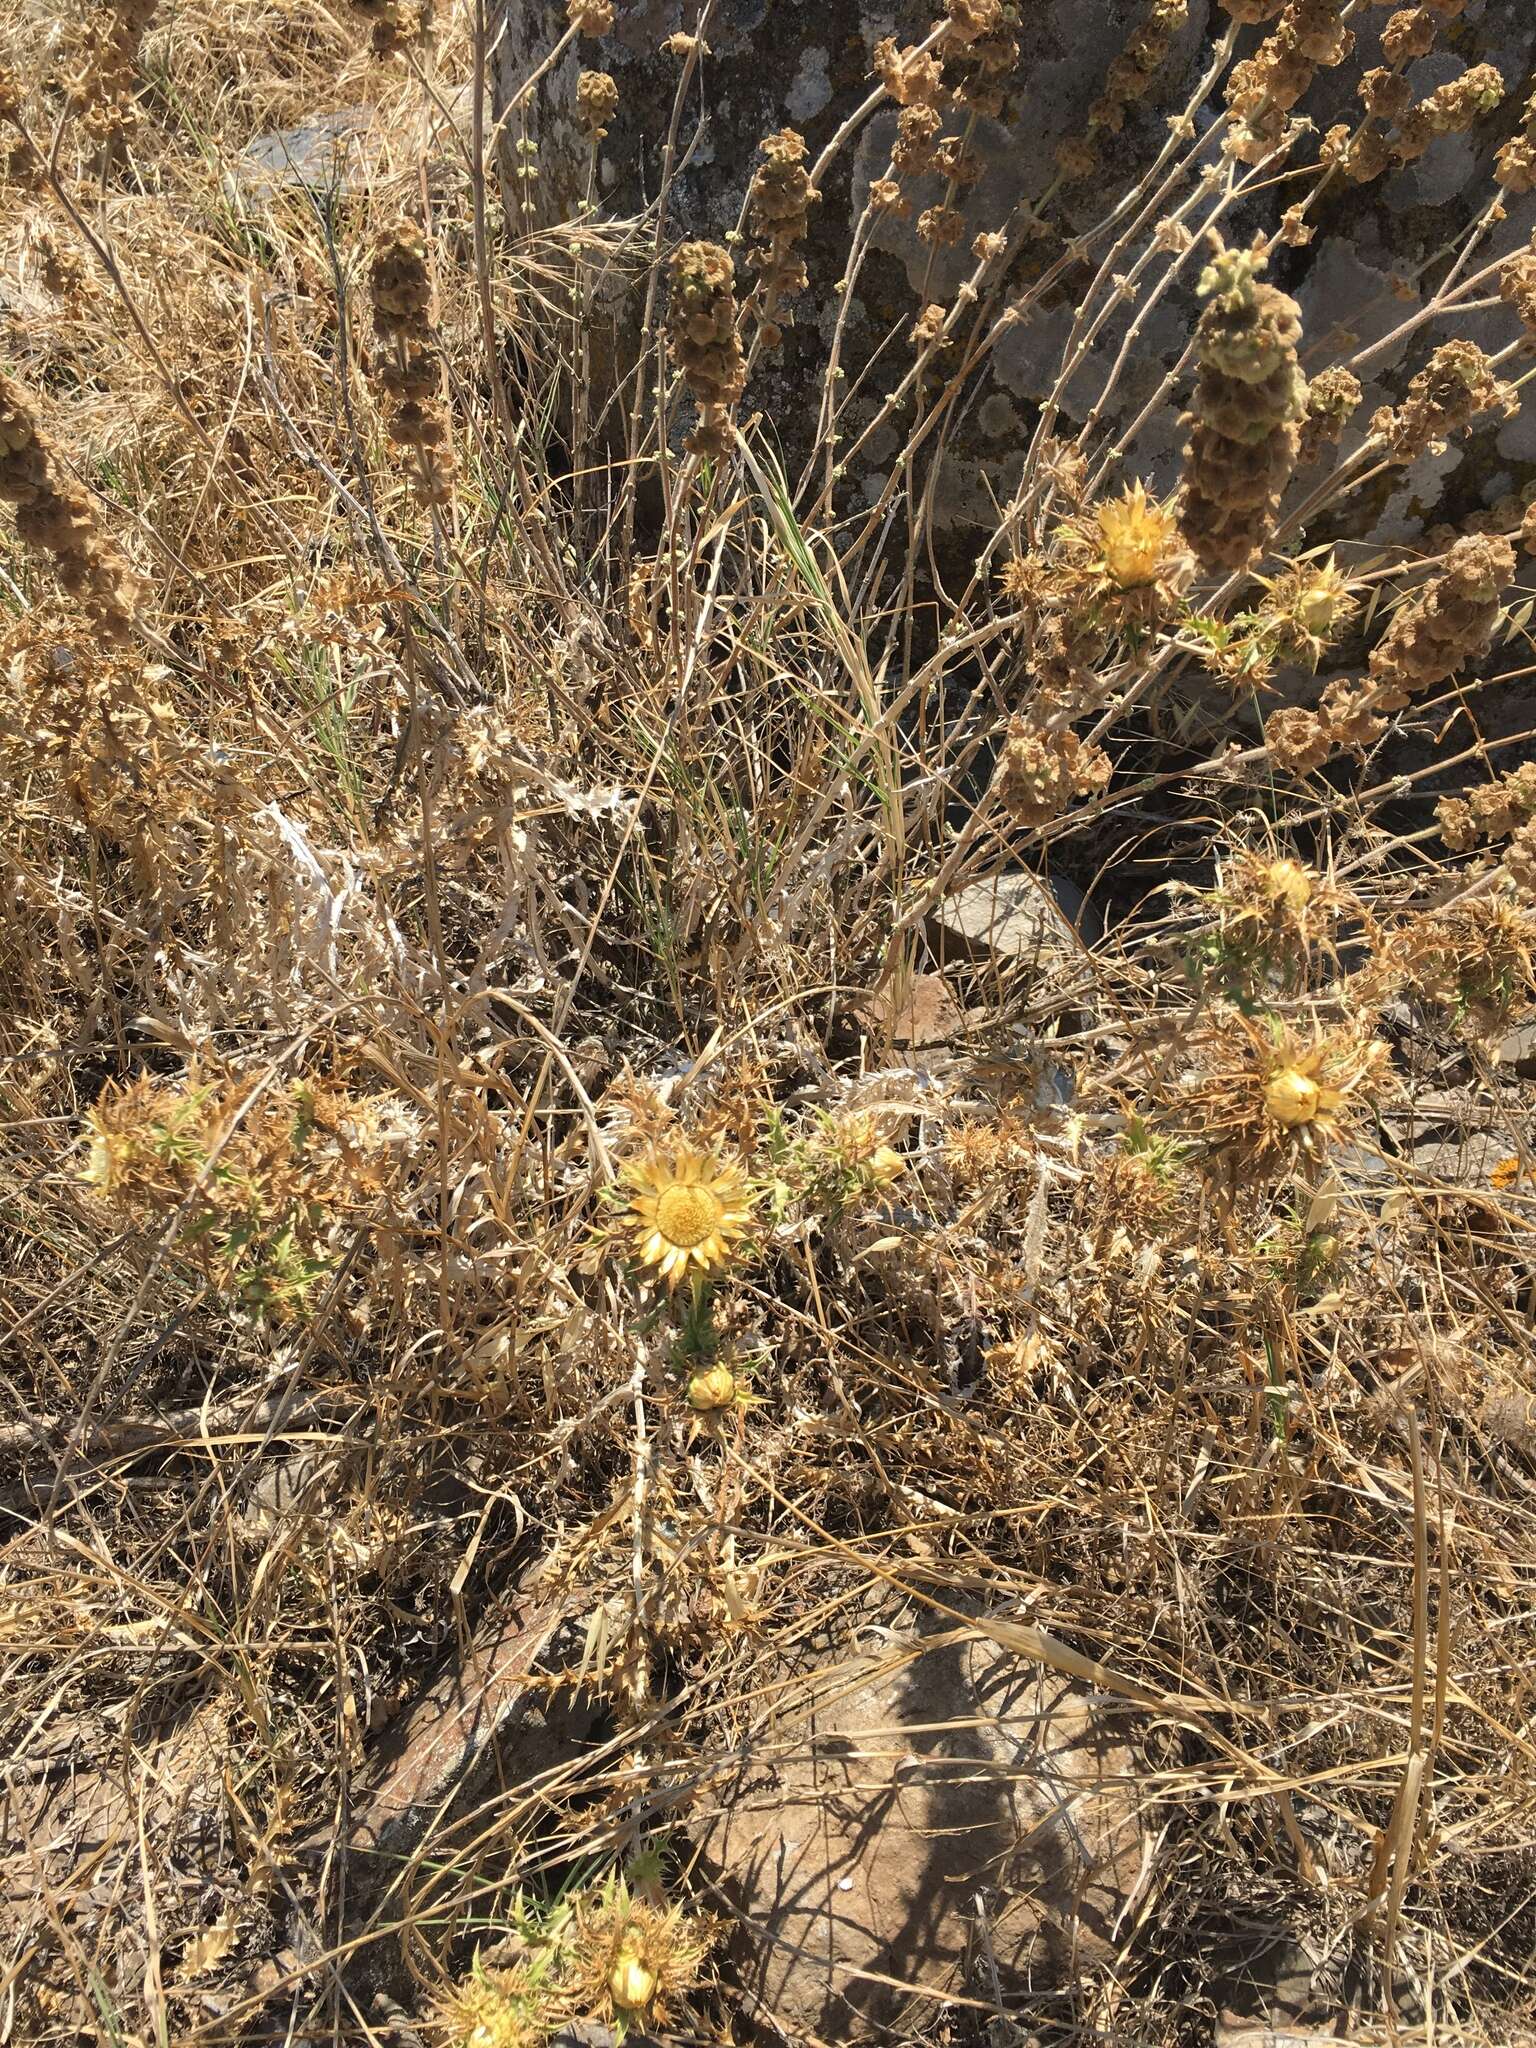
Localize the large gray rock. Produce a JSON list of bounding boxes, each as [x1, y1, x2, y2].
[[694, 1630, 1144, 2040], [492, 0, 1536, 528]]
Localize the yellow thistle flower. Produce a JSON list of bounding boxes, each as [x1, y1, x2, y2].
[[1263, 1065, 1327, 1128], [1261, 858, 1314, 916], [1261, 553, 1357, 667], [623, 1143, 753, 1286], [686, 1362, 738, 1411], [609, 1946, 657, 2012], [1094, 480, 1176, 590]]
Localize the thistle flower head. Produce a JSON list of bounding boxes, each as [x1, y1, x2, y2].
[[1095, 480, 1178, 590], [622, 1143, 753, 1285]]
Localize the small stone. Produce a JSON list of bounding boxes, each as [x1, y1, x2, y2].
[[234, 109, 377, 198], [333, 1599, 597, 1919], [696, 1630, 1143, 2041], [927, 869, 1096, 970], [1495, 1019, 1536, 1078], [857, 970, 970, 1048]]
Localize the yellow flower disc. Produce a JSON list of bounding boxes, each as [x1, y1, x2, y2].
[[1265, 1067, 1320, 1127], [654, 1181, 724, 1249]]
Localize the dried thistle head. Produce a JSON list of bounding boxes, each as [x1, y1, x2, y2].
[[1180, 1016, 1389, 1184], [1185, 845, 1349, 1003], [1256, 553, 1357, 667], [1391, 891, 1536, 1037], [564, 1871, 717, 2033]]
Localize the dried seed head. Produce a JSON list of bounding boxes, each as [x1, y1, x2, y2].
[[943, 0, 1020, 117], [746, 128, 817, 331], [568, 0, 615, 33], [0, 372, 136, 642], [993, 714, 1112, 827], [370, 220, 435, 343], [874, 36, 945, 108], [367, 223, 456, 507], [71, 0, 159, 139], [576, 67, 619, 141], [1369, 340, 1517, 463], [911, 302, 948, 349], [1265, 706, 1334, 776], [350, 0, 432, 58], [1381, 5, 1436, 64], [917, 205, 966, 247], [665, 241, 747, 460], [893, 103, 944, 175], [1438, 761, 1536, 854], [1364, 533, 1514, 707], [1496, 86, 1536, 191], [1178, 242, 1306, 572], [1224, 0, 1353, 162], [1298, 363, 1362, 462]]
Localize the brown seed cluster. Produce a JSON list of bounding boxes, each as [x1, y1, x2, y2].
[[568, 0, 614, 33], [1501, 239, 1536, 340], [1439, 761, 1536, 854], [0, 373, 136, 642], [576, 68, 619, 142], [1297, 363, 1362, 464], [747, 129, 818, 344], [368, 222, 456, 508], [350, 0, 432, 58], [1365, 534, 1513, 708], [1369, 340, 1517, 464], [941, 0, 1020, 118], [664, 241, 747, 462], [1224, 0, 1355, 166], [24, 219, 92, 307], [72, 0, 158, 140], [993, 713, 1112, 828], [1318, 18, 1487, 181], [1178, 243, 1306, 574], [1059, 0, 1188, 181], [1497, 85, 1536, 192], [0, 64, 43, 188], [874, 37, 945, 110], [1265, 535, 1514, 770], [1391, 63, 1504, 164], [1380, 4, 1454, 68]]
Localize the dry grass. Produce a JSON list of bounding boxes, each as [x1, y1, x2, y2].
[[2, 1, 1536, 2044]]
